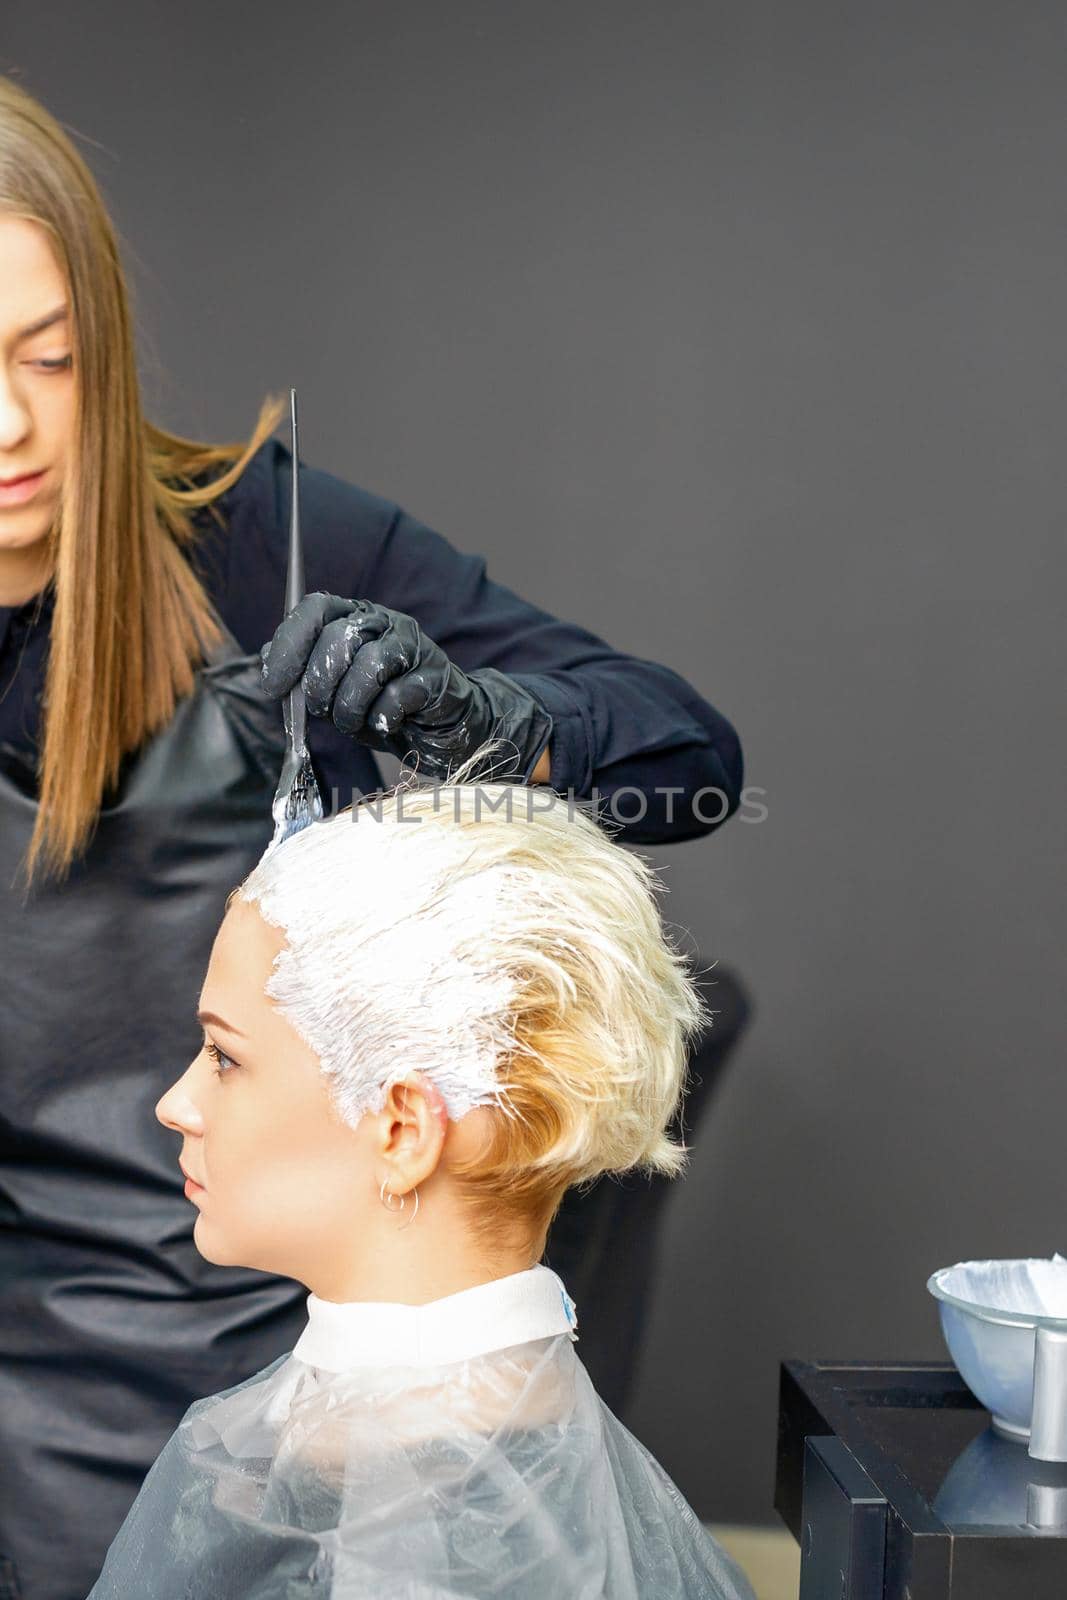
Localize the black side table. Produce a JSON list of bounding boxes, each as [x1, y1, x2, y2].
[[776, 1360, 1067, 1599]]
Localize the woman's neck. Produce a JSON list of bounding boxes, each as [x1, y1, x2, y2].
[[303, 1195, 539, 1307]]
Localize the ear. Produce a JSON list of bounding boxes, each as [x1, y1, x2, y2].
[[374, 1073, 449, 1195]]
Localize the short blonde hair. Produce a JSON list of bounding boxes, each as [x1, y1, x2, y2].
[[237, 743, 709, 1231]]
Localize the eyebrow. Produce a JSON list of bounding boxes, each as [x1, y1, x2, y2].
[[197, 1009, 246, 1038], [17, 305, 69, 341]]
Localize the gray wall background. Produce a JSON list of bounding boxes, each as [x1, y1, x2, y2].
[[5, 2, 1065, 1526]]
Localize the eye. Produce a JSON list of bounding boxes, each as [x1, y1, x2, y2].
[[204, 1039, 239, 1077], [27, 355, 73, 372]]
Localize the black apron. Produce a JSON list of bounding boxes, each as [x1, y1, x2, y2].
[[0, 627, 316, 1600]]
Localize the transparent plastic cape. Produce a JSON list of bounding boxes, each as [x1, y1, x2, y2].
[[88, 1332, 755, 1599]]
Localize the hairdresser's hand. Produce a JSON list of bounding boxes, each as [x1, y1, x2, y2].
[[260, 593, 553, 783]]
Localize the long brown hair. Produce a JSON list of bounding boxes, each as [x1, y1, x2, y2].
[[0, 74, 286, 887]]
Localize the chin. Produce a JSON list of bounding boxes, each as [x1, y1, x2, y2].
[[0, 519, 52, 552], [193, 1216, 279, 1276], [192, 1215, 240, 1267]]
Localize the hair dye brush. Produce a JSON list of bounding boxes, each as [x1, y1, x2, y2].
[[270, 389, 325, 848]]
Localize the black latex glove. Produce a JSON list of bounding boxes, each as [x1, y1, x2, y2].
[[260, 593, 554, 783]]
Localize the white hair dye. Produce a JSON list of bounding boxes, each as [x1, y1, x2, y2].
[[237, 804, 529, 1124]]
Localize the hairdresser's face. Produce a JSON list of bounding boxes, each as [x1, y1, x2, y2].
[[0, 214, 75, 597], [156, 898, 371, 1282]]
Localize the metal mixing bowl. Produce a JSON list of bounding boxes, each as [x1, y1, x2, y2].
[[928, 1256, 1067, 1439]]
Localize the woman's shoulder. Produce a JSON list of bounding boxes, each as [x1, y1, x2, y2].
[[218, 438, 398, 545], [173, 1349, 300, 1453], [204, 438, 402, 600]]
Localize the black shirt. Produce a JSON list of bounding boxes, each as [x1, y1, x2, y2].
[[0, 440, 742, 843]]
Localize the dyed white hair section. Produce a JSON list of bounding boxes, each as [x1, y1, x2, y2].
[[237, 805, 524, 1122], [236, 744, 709, 1180]]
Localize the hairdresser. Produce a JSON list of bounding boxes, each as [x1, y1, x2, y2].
[[0, 77, 743, 1600]]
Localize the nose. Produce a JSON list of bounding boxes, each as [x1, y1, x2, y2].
[[156, 1061, 206, 1135], [0, 368, 32, 453]]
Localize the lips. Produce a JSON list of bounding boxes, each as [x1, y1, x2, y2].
[[0, 469, 47, 506], [179, 1159, 205, 1192]]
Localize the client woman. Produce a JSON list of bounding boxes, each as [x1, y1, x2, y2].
[[90, 748, 755, 1600]]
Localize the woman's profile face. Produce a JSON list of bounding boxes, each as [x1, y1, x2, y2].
[[156, 898, 373, 1284], [0, 213, 75, 584]]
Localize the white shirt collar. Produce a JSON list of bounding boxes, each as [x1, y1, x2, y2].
[[292, 1264, 579, 1372]]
